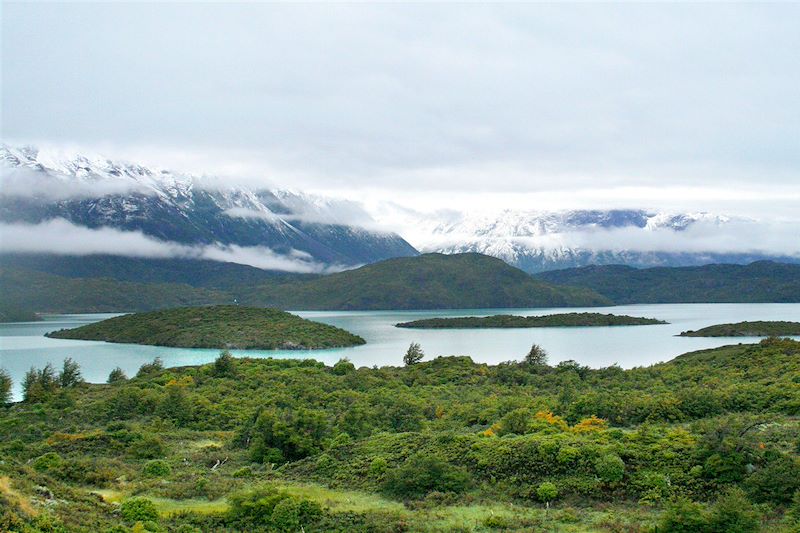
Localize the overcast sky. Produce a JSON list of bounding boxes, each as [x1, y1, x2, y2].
[[3, 3, 799, 217]]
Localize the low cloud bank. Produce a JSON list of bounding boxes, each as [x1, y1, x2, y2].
[[0, 219, 338, 273], [0, 166, 155, 201], [418, 218, 800, 258]]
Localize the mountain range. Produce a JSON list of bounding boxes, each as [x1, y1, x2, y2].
[[0, 145, 416, 269], [1, 144, 797, 273], [393, 208, 800, 273]]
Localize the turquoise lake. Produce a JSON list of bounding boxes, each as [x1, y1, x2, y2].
[[2, 303, 800, 400]]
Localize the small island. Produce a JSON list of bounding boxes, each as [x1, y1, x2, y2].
[[46, 305, 366, 349], [679, 321, 800, 337], [396, 312, 667, 329]]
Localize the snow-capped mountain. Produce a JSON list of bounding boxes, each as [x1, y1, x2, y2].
[[0, 145, 418, 268], [384, 208, 797, 273]]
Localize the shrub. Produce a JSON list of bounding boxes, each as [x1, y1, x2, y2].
[[143, 460, 172, 478], [383, 454, 471, 500], [369, 457, 389, 479], [658, 498, 708, 533], [130, 436, 166, 459], [536, 482, 558, 503], [121, 498, 159, 523], [744, 452, 800, 504], [595, 453, 625, 484], [233, 467, 253, 478], [483, 514, 513, 529], [249, 408, 330, 462], [497, 408, 532, 436], [332, 358, 356, 375], [706, 488, 760, 533], [228, 487, 321, 528], [32, 452, 64, 472]]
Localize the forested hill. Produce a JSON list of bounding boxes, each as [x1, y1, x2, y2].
[[46, 305, 365, 349], [396, 312, 666, 329], [1, 253, 607, 313], [536, 261, 800, 303], [244, 253, 611, 310]]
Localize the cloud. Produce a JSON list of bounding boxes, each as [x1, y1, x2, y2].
[[416, 218, 800, 258], [0, 165, 154, 201], [0, 219, 336, 273], [3, 3, 799, 207]]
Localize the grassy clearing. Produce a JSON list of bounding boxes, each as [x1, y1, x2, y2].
[[0, 476, 38, 517], [149, 497, 229, 516]]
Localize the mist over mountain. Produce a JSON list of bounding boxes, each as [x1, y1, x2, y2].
[[0, 145, 417, 271], [1, 144, 797, 273], [395, 208, 800, 273]]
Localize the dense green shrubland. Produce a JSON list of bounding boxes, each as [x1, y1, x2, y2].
[[1, 338, 799, 531]]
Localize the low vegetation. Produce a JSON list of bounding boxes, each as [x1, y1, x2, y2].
[[46, 305, 366, 349], [396, 312, 667, 329], [1, 338, 799, 531], [680, 320, 800, 337]]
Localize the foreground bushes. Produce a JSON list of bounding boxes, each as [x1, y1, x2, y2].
[[228, 486, 322, 531]]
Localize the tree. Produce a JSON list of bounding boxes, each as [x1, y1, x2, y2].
[[38, 363, 58, 392], [21, 364, 59, 403], [107, 367, 128, 384], [0, 369, 11, 405], [21, 367, 39, 402], [58, 358, 83, 388], [524, 344, 548, 367], [137, 357, 164, 377], [212, 350, 236, 377], [403, 342, 424, 366]]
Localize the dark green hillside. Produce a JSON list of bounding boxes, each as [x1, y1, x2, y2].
[[0, 267, 229, 313], [680, 320, 800, 337], [537, 260, 800, 303], [0, 303, 40, 323], [2, 339, 800, 531], [247, 253, 611, 310], [0, 253, 315, 290], [45, 305, 365, 349], [396, 312, 667, 328]]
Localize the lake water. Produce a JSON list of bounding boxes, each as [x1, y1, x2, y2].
[[2, 303, 800, 400]]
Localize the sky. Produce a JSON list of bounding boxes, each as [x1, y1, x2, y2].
[[3, 2, 799, 219]]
